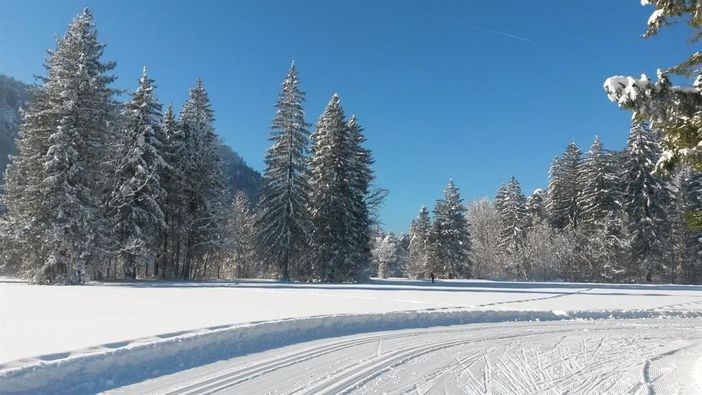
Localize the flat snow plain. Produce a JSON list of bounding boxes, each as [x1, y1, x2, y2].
[[1, 278, 702, 393]]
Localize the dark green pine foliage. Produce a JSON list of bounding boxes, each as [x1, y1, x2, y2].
[[158, 104, 187, 278], [108, 67, 167, 279], [308, 94, 362, 282], [577, 136, 621, 230], [576, 136, 627, 280], [347, 116, 374, 280], [3, 9, 116, 284], [496, 176, 528, 255], [257, 65, 312, 281], [670, 168, 702, 284], [526, 189, 547, 227], [666, 169, 686, 283], [494, 183, 508, 216], [622, 120, 670, 281], [429, 180, 471, 278], [547, 143, 582, 230], [682, 171, 702, 283], [408, 206, 432, 279], [179, 80, 226, 279], [2, 81, 54, 277]]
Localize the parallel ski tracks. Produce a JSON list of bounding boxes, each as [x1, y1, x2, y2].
[[293, 328, 589, 395], [156, 321, 700, 395], [160, 327, 470, 395]]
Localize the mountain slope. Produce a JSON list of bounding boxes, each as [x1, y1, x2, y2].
[[218, 143, 261, 200], [0, 75, 31, 184]]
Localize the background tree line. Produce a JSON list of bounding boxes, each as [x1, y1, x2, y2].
[[380, 123, 701, 284]]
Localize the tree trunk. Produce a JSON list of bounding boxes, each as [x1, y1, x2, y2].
[[174, 235, 181, 280], [282, 248, 290, 281]]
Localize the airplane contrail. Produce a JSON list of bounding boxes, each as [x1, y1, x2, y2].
[[436, 16, 532, 43]]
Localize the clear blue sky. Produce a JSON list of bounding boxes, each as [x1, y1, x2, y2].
[[0, 1, 695, 232]]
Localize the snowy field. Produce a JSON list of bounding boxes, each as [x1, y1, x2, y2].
[[2, 278, 702, 393]]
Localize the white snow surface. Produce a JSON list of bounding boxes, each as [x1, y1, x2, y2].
[[113, 319, 702, 395], [1, 278, 702, 394], [603, 74, 652, 105]]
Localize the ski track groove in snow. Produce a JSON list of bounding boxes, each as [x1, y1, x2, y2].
[[372, 324, 684, 394], [298, 335, 501, 395], [296, 326, 613, 395], [157, 327, 466, 395], [472, 287, 592, 309], [103, 320, 702, 394], [410, 350, 482, 394]]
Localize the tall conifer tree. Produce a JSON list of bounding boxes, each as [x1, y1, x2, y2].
[[526, 189, 547, 228], [622, 120, 670, 281], [547, 144, 582, 230], [496, 176, 529, 255], [2, 9, 115, 284], [257, 65, 311, 281], [158, 104, 187, 278], [108, 67, 166, 279], [179, 80, 225, 279], [681, 171, 702, 283], [428, 180, 471, 278], [308, 95, 359, 281], [408, 206, 432, 279], [346, 116, 374, 279], [577, 136, 621, 229]]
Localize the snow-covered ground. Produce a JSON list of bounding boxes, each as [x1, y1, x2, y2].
[[1, 278, 702, 394], [112, 319, 702, 394], [3, 278, 702, 364]]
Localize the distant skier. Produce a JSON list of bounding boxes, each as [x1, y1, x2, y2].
[[430, 272, 435, 284]]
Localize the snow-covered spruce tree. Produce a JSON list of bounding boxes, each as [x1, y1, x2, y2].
[[309, 95, 356, 281], [157, 104, 187, 278], [308, 95, 373, 282], [256, 65, 312, 281], [667, 169, 688, 283], [346, 116, 374, 280], [428, 180, 471, 279], [496, 177, 528, 253], [2, 84, 53, 277], [108, 67, 166, 280], [547, 143, 582, 230], [622, 120, 671, 281], [669, 167, 702, 284], [493, 182, 509, 220], [577, 136, 621, 228], [179, 80, 226, 279], [466, 198, 501, 279], [495, 176, 529, 278], [545, 157, 563, 229], [224, 191, 257, 279], [396, 233, 410, 278], [682, 170, 702, 283], [603, 2, 702, 174], [2, 9, 116, 284], [526, 189, 547, 228], [575, 136, 626, 280], [408, 206, 432, 279]]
